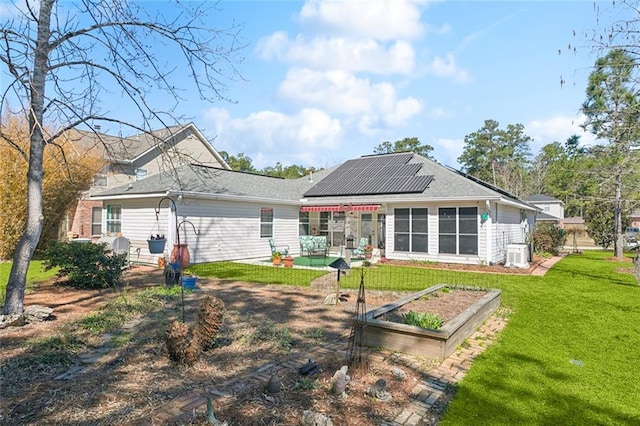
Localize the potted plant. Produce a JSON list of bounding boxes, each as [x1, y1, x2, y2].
[[272, 251, 282, 266], [181, 269, 198, 290], [364, 244, 374, 259], [147, 234, 166, 254], [282, 255, 294, 268]]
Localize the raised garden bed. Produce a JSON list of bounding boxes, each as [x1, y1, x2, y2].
[[362, 284, 501, 359]]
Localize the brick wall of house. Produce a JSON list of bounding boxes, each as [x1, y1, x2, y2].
[[70, 199, 102, 239]]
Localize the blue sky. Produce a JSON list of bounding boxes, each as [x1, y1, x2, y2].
[[198, 0, 617, 170], [1, 0, 627, 170]]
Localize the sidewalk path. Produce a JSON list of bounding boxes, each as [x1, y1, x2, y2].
[[531, 255, 564, 276]]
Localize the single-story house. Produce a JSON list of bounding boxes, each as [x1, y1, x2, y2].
[[91, 152, 538, 266]]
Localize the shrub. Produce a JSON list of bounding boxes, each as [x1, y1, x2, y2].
[[532, 223, 566, 255], [402, 311, 444, 329], [43, 241, 128, 288]]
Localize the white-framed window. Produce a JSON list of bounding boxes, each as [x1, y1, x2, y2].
[[438, 207, 478, 255], [135, 168, 148, 181], [299, 211, 310, 236], [394, 208, 428, 253], [91, 207, 102, 236], [106, 204, 122, 234], [260, 207, 274, 238]]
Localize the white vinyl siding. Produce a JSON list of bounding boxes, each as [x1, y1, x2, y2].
[[113, 198, 301, 265]]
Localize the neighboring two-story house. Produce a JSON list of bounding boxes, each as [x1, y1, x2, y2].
[[64, 123, 230, 240], [525, 194, 564, 225]]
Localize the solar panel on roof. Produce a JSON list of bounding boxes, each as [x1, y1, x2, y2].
[[304, 153, 434, 197]]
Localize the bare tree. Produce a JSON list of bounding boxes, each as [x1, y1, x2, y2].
[[0, 0, 243, 314]]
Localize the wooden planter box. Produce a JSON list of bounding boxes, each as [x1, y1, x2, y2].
[[361, 284, 501, 360]]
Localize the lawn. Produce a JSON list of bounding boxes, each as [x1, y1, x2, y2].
[[0, 261, 58, 305], [193, 252, 640, 424]]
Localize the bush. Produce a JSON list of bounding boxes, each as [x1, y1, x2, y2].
[[532, 223, 566, 255], [43, 241, 128, 288], [402, 311, 444, 329]]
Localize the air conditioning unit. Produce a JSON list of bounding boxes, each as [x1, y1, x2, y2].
[[506, 243, 529, 268]]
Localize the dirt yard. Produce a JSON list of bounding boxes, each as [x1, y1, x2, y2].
[[1, 266, 493, 425]]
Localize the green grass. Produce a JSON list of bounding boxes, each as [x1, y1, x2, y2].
[[0, 261, 58, 305], [440, 251, 640, 425], [189, 261, 327, 286]]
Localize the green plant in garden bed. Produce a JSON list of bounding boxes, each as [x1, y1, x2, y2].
[[402, 311, 444, 329]]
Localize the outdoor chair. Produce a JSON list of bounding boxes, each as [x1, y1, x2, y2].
[[299, 235, 329, 265], [268, 238, 289, 256], [351, 237, 369, 258]]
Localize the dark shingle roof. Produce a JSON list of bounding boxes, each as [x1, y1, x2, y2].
[[93, 152, 535, 211], [66, 123, 196, 162]]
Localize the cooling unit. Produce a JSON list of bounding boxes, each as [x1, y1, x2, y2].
[[506, 243, 529, 268]]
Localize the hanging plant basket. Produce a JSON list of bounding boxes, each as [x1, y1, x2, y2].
[[147, 238, 167, 254]]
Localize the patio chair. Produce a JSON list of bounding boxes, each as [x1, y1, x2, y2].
[[299, 235, 329, 265], [268, 238, 289, 256], [352, 237, 369, 258]]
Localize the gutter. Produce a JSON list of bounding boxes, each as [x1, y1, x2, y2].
[[92, 190, 300, 206]]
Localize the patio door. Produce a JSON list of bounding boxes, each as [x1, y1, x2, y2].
[[319, 211, 346, 247], [360, 213, 373, 245]]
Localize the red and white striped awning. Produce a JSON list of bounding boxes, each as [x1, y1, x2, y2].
[[300, 204, 380, 212]]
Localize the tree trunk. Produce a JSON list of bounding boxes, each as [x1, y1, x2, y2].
[[613, 173, 624, 259], [3, 0, 53, 315]]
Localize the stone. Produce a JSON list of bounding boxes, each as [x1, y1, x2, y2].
[[330, 365, 350, 395], [299, 358, 319, 376], [0, 305, 53, 329], [23, 305, 54, 322], [366, 378, 392, 402], [391, 366, 406, 380], [324, 293, 338, 305], [266, 373, 282, 394], [301, 410, 334, 426]]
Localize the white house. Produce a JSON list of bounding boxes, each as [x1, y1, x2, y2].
[[92, 152, 538, 266], [525, 194, 564, 224]]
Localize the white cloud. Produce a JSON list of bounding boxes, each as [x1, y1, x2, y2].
[[298, 0, 428, 41], [526, 115, 599, 155], [428, 107, 452, 119], [433, 137, 465, 167], [203, 107, 344, 168], [277, 68, 423, 129], [427, 53, 469, 83], [257, 33, 416, 75]]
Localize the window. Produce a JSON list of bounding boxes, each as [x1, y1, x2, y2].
[[438, 207, 478, 255], [299, 211, 310, 235], [91, 207, 102, 236], [260, 207, 274, 238], [106, 205, 121, 234], [394, 208, 428, 253], [93, 173, 107, 187], [135, 168, 148, 181]]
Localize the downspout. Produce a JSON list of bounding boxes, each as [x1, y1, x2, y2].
[[485, 200, 493, 265]]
